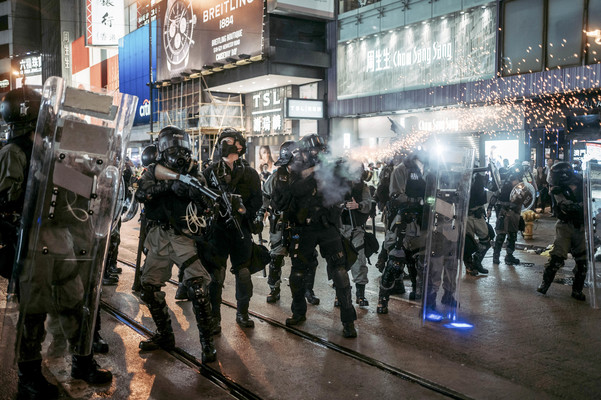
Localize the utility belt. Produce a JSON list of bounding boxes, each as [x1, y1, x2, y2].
[[146, 219, 173, 231]]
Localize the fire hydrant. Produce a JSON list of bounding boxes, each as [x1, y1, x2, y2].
[[521, 210, 540, 240]]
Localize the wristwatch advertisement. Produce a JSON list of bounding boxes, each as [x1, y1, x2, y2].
[[156, 0, 264, 82], [163, 0, 197, 72]]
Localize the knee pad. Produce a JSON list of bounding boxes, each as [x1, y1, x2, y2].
[[237, 266, 251, 282], [327, 251, 346, 269], [271, 255, 285, 268], [289, 269, 305, 292], [186, 277, 207, 300], [141, 284, 164, 307], [331, 266, 350, 289], [381, 260, 402, 289]]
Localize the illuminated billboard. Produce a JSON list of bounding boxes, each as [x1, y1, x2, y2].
[[337, 5, 496, 99], [157, 0, 264, 81]]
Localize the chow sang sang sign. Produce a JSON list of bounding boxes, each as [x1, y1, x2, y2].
[[157, 0, 263, 81], [337, 6, 496, 99]]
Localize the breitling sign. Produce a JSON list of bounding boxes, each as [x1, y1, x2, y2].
[[157, 0, 264, 81]]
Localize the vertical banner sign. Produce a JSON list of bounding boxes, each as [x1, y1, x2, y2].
[[157, 0, 264, 81], [86, 0, 125, 46]]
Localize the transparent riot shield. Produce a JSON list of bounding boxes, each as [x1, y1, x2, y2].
[[583, 160, 601, 309], [421, 147, 474, 324], [2, 76, 137, 364]]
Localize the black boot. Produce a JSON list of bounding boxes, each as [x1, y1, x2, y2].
[[210, 316, 222, 336], [187, 278, 217, 363], [93, 332, 109, 354], [175, 283, 189, 300], [305, 289, 320, 305], [571, 262, 587, 301], [376, 296, 388, 314], [304, 267, 320, 305], [139, 332, 175, 351], [441, 291, 458, 307], [266, 287, 280, 303], [285, 314, 307, 326], [356, 284, 369, 306], [465, 257, 479, 276], [537, 256, 562, 295], [18, 360, 59, 400], [139, 292, 176, 351], [102, 273, 119, 286], [108, 265, 122, 274], [425, 292, 437, 311], [236, 312, 255, 328], [537, 278, 553, 295], [342, 322, 357, 338], [71, 354, 112, 384], [474, 260, 489, 274], [505, 254, 520, 265]]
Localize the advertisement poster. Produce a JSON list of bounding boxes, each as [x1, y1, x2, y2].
[[255, 145, 280, 176], [157, 0, 264, 81]]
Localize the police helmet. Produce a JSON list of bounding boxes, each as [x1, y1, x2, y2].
[[300, 134, 327, 154], [274, 140, 297, 166], [217, 127, 246, 157], [157, 126, 192, 173], [141, 144, 158, 167], [548, 161, 578, 187], [0, 86, 42, 136]]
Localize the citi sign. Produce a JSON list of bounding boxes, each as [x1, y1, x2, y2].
[[139, 99, 151, 117]]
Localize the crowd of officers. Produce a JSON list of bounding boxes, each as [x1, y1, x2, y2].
[[0, 84, 592, 400]]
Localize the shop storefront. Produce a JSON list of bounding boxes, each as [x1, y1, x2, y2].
[[526, 92, 601, 167], [122, 0, 334, 165], [331, 103, 526, 165]]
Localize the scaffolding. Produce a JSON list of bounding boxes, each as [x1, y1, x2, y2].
[[154, 76, 245, 161]]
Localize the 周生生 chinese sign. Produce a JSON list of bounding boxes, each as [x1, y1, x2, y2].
[[337, 5, 496, 99]]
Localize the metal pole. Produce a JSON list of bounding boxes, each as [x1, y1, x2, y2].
[[149, 11, 154, 135]]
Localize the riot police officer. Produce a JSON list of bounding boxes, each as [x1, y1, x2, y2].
[[1, 87, 112, 399], [489, 173, 522, 265], [377, 150, 427, 314], [536, 162, 587, 301], [339, 162, 373, 306], [257, 140, 295, 303], [203, 128, 262, 331], [464, 167, 492, 276], [274, 134, 358, 338], [135, 126, 217, 363]]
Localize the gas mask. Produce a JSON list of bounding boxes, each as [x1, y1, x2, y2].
[[162, 146, 192, 174], [220, 139, 240, 158]]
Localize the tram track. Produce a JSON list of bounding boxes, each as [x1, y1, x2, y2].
[[100, 299, 263, 400], [116, 258, 473, 400]]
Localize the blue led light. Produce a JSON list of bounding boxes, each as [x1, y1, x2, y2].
[[443, 322, 474, 330], [425, 312, 444, 322]]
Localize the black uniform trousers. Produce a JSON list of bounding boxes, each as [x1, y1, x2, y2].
[[289, 224, 357, 324], [208, 221, 253, 318]]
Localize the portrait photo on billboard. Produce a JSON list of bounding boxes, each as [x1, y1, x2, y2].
[[157, 0, 264, 81], [255, 145, 279, 177]]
